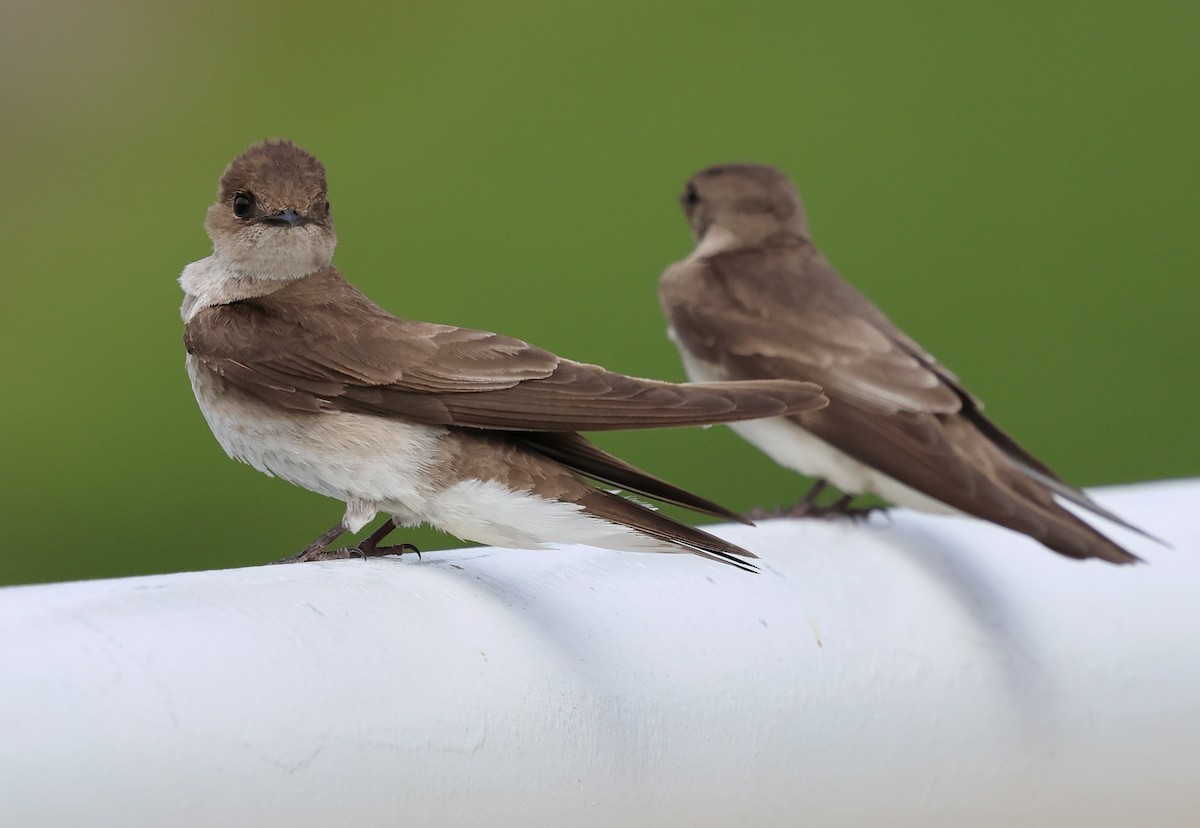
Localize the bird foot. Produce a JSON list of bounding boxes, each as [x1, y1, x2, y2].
[[746, 495, 889, 523], [270, 542, 421, 565], [826, 502, 888, 523], [269, 545, 354, 564], [745, 504, 795, 521], [361, 542, 422, 560], [269, 517, 421, 564]]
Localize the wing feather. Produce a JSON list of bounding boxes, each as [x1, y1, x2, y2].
[[183, 268, 826, 432]]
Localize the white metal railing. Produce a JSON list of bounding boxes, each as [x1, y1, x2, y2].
[[0, 479, 1195, 827]]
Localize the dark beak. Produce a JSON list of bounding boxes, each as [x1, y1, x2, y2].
[[263, 209, 307, 227]]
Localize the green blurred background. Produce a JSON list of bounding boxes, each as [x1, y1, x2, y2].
[[1, 1, 1196, 585]]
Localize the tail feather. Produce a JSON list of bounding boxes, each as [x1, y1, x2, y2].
[[520, 432, 751, 525], [962, 405, 1164, 546], [1035, 507, 1142, 564], [1013, 461, 1167, 548], [578, 488, 758, 572]]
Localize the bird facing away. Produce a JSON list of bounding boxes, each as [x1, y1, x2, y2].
[[180, 140, 828, 570], [658, 163, 1153, 564]]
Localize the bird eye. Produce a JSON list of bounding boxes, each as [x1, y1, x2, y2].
[[233, 192, 255, 218], [683, 183, 700, 207], [323, 199, 331, 215]]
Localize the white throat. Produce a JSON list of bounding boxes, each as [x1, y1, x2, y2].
[[179, 257, 298, 322], [210, 222, 333, 280], [179, 226, 334, 322], [687, 226, 740, 260]]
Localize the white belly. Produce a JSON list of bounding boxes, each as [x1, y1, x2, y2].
[[186, 356, 679, 551], [418, 479, 669, 554], [672, 339, 957, 515], [186, 355, 442, 531]]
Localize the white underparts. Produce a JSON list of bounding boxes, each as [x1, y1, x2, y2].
[[725, 416, 958, 515], [185, 353, 442, 533], [185, 350, 679, 551], [673, 338, 958, 515], [417, 479, 669, 552]]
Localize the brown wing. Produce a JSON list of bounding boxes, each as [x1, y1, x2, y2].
[[661, 251, 966, 417], [575, 488, 758, 572], [661, 247, 1146, 562], [183, 267, 826, 432], [667, 253, 1153, 539], [518, 432, 750, 525]]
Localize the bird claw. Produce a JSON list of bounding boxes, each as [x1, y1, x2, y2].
[[269, 546, 358, 564], [360, 542, 422, 560], [271, 542, 422, 564], [746, 494, 889, 523]]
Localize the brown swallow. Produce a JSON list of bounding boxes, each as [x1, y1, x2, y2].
[[180, 141, 828, 571], [659, 163, 1156, 564]]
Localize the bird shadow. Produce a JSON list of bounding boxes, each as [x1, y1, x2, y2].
[[370, 531, 1062, 734], [400, 550, 620, 677], [877, 518, 1060, 729]]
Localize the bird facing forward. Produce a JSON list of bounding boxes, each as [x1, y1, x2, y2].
[[180, 140, 827, 570]]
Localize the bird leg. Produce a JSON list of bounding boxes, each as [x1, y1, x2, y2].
[[746, 479, 829, 520], [270, 517, 422, 565], [820, 493, 888, 523], [747, 480, 888, 522], [353, 518, 421, 560], [271, 520, 351, 564], [784, 480, 829, 516]]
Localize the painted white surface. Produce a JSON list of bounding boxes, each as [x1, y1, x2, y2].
[[0, 479, 1196, 828]]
